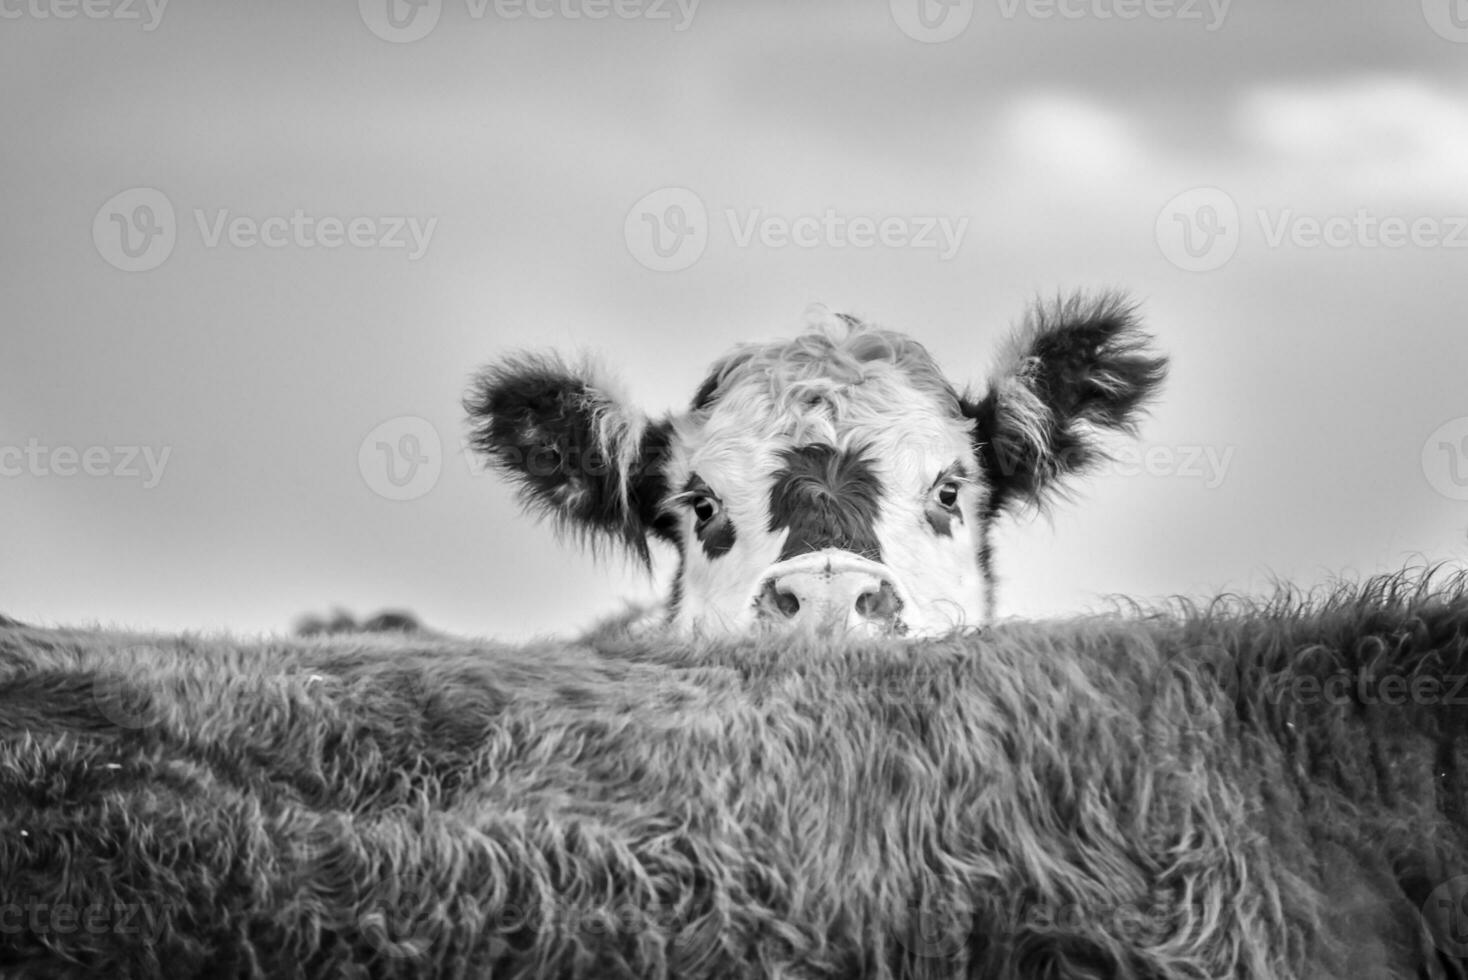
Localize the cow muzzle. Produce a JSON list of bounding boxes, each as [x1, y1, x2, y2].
[[753, 550, 906, 634]]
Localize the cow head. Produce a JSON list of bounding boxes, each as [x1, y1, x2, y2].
[[465, 294, 1166, 637]]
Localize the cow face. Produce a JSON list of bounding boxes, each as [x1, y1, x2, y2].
[[466, 294, 1166, 637]]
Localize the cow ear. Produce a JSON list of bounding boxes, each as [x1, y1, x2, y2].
[[962, 294, 1167, 517], [464, 354, 675, 565]]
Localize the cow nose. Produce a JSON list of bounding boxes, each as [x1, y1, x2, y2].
[[756, 565, 903, 631]]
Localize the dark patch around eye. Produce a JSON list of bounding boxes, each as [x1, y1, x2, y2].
[[699, 516, 737, 559], [925, 466, 969, 538], [768, 444, 884, 562], [684, 474, 737, 560]]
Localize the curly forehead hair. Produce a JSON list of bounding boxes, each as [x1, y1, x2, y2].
[[693, 309, 964, 418]]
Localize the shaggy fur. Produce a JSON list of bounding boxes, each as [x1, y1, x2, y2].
[[961, 294, 1169, 520], [3, 571, 1467, 979], [462, 353, 672, 567]]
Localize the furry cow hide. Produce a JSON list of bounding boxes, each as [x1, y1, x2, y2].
[[2, 571, 1467, 979]]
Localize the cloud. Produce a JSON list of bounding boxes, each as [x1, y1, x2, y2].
[[998, 92, 1147, 183], [1237, 75, 1468, 204]]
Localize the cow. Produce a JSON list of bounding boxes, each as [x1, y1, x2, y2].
[[464, 293, 1167, 637], [293, 608, 425, 637]]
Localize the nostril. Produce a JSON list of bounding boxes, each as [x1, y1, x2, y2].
[[854, 581, 900, 624], [757, 580, 802, 620]]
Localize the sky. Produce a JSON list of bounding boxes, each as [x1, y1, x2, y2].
[[2, 0, 1466, 640]]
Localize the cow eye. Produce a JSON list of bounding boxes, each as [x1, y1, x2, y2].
[[691, 495, 720, 525], [935, 481, 960, 510]]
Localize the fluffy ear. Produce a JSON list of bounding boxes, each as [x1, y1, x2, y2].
[[463, 354, 675, 565], [962, 294, 1168, 517]]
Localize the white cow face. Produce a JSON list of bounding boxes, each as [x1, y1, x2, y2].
[[466, 294, 1166, 638], [658, 312, 986, 636]]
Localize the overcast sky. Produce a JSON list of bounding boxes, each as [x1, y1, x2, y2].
[[3, 0, 1467, 639]]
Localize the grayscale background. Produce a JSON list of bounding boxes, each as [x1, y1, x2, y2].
[[3, 0, 1466, 639]]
